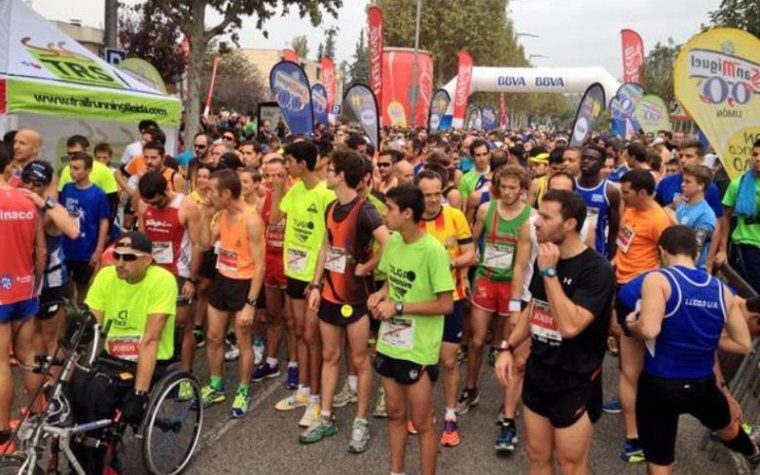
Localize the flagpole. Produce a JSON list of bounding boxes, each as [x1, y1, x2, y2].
[[410, 0, 422, 128]]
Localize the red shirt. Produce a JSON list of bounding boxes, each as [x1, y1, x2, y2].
[[0, 188, 39, 304]]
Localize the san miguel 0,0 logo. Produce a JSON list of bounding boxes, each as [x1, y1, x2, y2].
[[688, 42, 759, 116]]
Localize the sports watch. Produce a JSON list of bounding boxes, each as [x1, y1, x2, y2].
[[42, 196, 57, 211], [245, 296, 257, 308], [394, 302, 404, 316], [495, 340, 514, 353], [539, 267, 557, 278]]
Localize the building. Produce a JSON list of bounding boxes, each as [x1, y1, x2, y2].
[[51, 20, 105, 56]]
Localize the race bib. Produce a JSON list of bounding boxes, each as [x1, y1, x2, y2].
[[616, 223, 635, 254], [266, 224, 285, 248], [152, 241, 174, 264], [216, 247, 239, 273], [325, 246, 347, 274], [586, 207, 600, 230], [107, 335, 141, 361], [287, 248, 308, 274], [484, 243, 514, 270], [530, 299, 562, 346], [380, 317, 415, 349]]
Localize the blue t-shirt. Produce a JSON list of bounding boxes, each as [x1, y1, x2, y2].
[[608, 165, 629, 183], [458, 156, 474, 173], [675, 199, 716, 269], [655, 173, 723, 218], [60, 183, 110, 261], [175, 150, 194, 168]]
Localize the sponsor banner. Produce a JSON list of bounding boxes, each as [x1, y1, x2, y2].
[[610, 82, 644, 139], [499, 92, 507, 129], [282, 49, 299, 63], [381, 48, 433, 127], [269, 60, 314, 135], [8, 78, 181, 125], [311, 83, 329, 128], [634, 94, 671, 133], [482, 105, 498, 130], [344, 83, 380, 148], [621, 29, 645, 84], [320, 56, 336, 117], [465, 105, 482, 131], [452, 50, 473, 129], [427, 88, 451, 135], [570, 83, 605, 146], [118, 58, 167, 94], [368, 6, 384, 117], [674, 27, 760, 178]]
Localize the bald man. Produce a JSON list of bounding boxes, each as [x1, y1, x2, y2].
[[13, 129, 42, 171], [394, 160, 415, 186]]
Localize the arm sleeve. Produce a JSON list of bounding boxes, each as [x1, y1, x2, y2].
[[377, 237, 391, 275], [84, 269, 108, 311], [97, 191, 110, 221], [429, 242, 455, 294], [147, 273, 177, 317], [453, 209, 473, 244], [279, 187, 293, 214], [722, 178, 739, 208], [706, 184, 723, 218], [360, 202, 384, 233], [573, 257, 615, 316]]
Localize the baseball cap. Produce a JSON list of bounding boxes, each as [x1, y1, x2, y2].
[[528, 153, 550, 165], [652, 137, 666, 146], [21, 160, 53, 186], [115, 231, 153, 254]]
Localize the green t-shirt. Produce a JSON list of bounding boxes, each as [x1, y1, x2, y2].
[[722, 176, 760, 247], [376, 232, 455, 365], [59, 160, 118, 194], [279, 180, 336, 282], [458, 168, 485, 201], [85, 265, 177, 361]]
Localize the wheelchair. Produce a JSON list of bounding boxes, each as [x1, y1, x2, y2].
[[0, 303, 204, 475]]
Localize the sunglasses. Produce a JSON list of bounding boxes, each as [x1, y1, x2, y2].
[[22, 177, 47, 187], [376, 162, 391, 168], [194, 143, 207, 149], [113, 250, 148, 262], [223, 135, 236, 141]]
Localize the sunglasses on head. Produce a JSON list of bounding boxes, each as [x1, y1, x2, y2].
[[113, 250, 148, 262]]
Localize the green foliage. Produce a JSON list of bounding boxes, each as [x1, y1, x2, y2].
[[348, 29, 369, 84], [324, 27, 338, 58], [709, 0, 760, 37], [641, 40, 680, 106], [291, 35, 309, 59], [202, 49, 267, 114]]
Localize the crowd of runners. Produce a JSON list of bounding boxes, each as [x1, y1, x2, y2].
[[2, 117, 760, 474]]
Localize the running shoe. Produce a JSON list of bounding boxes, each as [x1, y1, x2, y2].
[[177, 381, 195, 402], [286, 365, 299, 390], [274, 391, 309, 412], [229, 390, 251, 419], [495, 421, 517, 453], [456, 387, 480, 415], [193, 326, 205, 348], [440, 419, 461, 447], [602, 398, 622, 414], [373, 388, 387, 418], [348, 418, 370, 454], [620, 438, 645, 463], [224, 343, 240, 362], [251, 362, 280, 382], [299, 402, 321, 428], [200, 385, 226, 408], [333, 380, 358, 408], [299, 414, 337, 444]]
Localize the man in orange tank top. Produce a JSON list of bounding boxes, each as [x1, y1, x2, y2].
[[199, 169, 265, 418]]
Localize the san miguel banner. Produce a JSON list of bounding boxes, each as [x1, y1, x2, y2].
[[428, 88, 451, 135], [610, 82, 644, 139], [570, 83, 605, 146], [452, 50, 473, 129], [269, 60, 313, 135], [674, 27, 760, 179], [344, 83, 380, 149], [482, 105, 498, 131], [634, 94, 671, 133], [368, 5, 383, 120], [311, 83, 329, 128], [320, 56, 336, 118], [465, 105, 482, 131], [499, 92, 507, 129], [621, 29, 644, 84]]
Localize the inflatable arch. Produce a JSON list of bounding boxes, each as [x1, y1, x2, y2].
[[442, 66, 621, 127]]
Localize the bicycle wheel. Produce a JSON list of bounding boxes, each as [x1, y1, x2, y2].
[[0, 455, 43, 475], [140, 371, 203, 475]]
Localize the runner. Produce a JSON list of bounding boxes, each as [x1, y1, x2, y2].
[[495, 189, 614, 474], [575, 145, 621, 258], [674, 165, 716, 269], [374, 149, 401, 195], [415, 169, 475, 447], [199, 169, 265, 418], [300, 149, 389, 452], [459, 139, 491, 203], [368, 183, 454, 475]]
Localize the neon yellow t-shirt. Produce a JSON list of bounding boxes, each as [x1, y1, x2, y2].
[[279, 180, 335, 282], [376, 232, 455, 365], [85, 265, 177, 361], [59, 161, 118, 194]]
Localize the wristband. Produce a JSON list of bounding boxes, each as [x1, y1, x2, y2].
[[539, 267, 557, 278], [508, 300, 521, 312]]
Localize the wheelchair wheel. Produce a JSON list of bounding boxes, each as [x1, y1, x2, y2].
[[140, 371, 203, 475], [0, 455, 43, 475]]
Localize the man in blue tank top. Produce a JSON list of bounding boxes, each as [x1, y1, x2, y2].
[[575, 145, 621, 259], [624, 225, 760, 472]]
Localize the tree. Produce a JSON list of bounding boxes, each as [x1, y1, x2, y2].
[[324, 27, 338, 58], [709, 0, 760, 38], [641, 39, 680, 106], [202, 49, 267, 114], [292, 35, 309, 59], [316, 42, 324, 60], [141, 0, 342, 146], [348, 29, 369, 84], [117, 4, 187, 87]]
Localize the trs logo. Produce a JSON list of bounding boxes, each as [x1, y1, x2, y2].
[[21, 37, 123, 89], [688, 42, 759, 107]]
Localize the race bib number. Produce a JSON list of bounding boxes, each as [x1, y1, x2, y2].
[[586, 207, 600, 229], [530, 299, 562, 346], [107, 335, 141, 361], [152, 241, 174, 264], [616, 223, 635, 254], [484, 243, 514, 270], [380, 317, 415, 349], [287, 249, 308, 274], [216, 247, 239, 273], [265, 224, 285, 248], [325, 246, 347, 274]]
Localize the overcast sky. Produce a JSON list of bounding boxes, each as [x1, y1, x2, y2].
[[31, 0, 721, 81]]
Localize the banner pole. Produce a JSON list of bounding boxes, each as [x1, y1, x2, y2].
[[203, 57, 220, 119], [410, 0, 422, 128]]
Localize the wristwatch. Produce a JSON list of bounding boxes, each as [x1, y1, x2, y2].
[[188, 277, 199, 286], [134, 389, 148, 397], [495, 340, 514, 353], [245, 296, 257, 308], [539, 267, 557, 278], [394, 301, 404, 316], [42, 196, 57, 211]]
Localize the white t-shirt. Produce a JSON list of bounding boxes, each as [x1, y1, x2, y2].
[[121, 141, 143, 164]]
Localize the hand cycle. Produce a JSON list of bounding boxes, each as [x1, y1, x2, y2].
[[0, 301, 204, 475]]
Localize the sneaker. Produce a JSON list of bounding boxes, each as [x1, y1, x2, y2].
[[200, 385, 226, 408], [333, 380, 358, 408], [373, 388, 387, 418], [407, 420, 417, 435], [274, 391, 309, 412], [495, 421, 518, 453], [193, 327, 205, 348], [224, 344, 240, 362], [286, 365, 299, 390], [348, 418, 370, 454], [456, 388, 480, 415], [602, 399, 622, 414], [620, 438, 645, 463], [177, 381, 195, 402], [229, 390, 251, 419], [251, 362, 281, 382], [440, 419, 461, 447], [298, 414, 337, 444], [299, 402, 321, 428]]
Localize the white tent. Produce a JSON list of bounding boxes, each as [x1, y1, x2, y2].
[[0, 0, 180, 166]]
